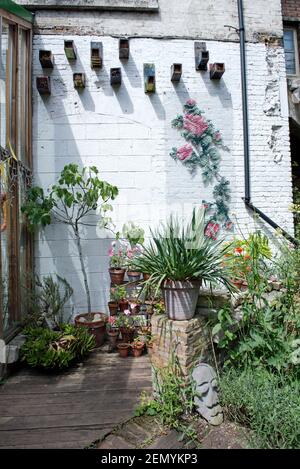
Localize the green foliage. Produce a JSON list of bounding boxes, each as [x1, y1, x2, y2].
[[135, 353, 198, 446], [22, 164, 119, 314], [23, 274, 73, 328], [220, 367, 300, 449], [22, 164, 118, 231], [110, 285, 127, 302], [212, 235, 300, 375], [20, 324, 95, 370], [131, 208, 232, 295], [122, 221, 145, 247]]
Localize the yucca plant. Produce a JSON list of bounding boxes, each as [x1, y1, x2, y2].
[[131, 208, 232, 320]]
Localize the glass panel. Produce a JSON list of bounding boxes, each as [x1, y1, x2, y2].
[[284, 29, 297, 75], [0, 20, 8, 147], [17, 29, 28, 163]]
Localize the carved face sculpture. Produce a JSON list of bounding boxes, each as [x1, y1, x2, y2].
[[192, 363, 223, 426]]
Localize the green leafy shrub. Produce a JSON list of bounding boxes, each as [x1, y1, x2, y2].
[[220, 368, 300, 449], [20, 324, 95, 370], [131, 208, 232, 295], [23, 274, 73, 328]]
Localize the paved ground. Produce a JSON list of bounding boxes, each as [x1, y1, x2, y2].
[[0, 349, 152, 449]]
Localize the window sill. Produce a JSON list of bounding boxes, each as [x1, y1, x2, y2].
[[17, 1, 159, 12]]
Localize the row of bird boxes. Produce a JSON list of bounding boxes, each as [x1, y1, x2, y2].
[[37, 40, 225, 95]]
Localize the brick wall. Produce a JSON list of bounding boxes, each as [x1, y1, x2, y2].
[[282, 0, 300, 19], [32, 34, 293, 315]]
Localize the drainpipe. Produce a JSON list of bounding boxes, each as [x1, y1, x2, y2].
[[237, 0, 298, 246]]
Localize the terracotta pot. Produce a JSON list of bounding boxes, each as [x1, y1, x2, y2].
[[161, 279, 202, 321], [127, 271, 141, 282], [117, 343, 130, 358], [132, 344, 144, 357], [232, 279, 248, 291], [119, 299, 129, 312], [108, 301, 118, 316], [120, 327, 135, 344], [74, 312, 107, 347], [107, 329, 119, 351], [109, 268, 126, 285]]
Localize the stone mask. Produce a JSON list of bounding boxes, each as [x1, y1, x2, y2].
[[192, 363, 223, 426]]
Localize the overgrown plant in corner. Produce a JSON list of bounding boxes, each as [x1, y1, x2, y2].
[[131, 207, 232, 321], [22, 164, 119, 332]]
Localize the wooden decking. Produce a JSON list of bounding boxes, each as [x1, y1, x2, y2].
[[0, 350, 152, 449]]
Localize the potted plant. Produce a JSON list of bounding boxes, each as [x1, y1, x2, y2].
[[108, 286, 121, 316], [115, 311, 136, 343], [117, 342, 130, 358], [131, 208, 232, 321], [22, 164, 119, 343], [111, 285, 128, 312], [223, 231, 272, 290], [108, 243, 127, 285], [106, 316, 119, 351], [131, 337, 144, 357], [122, 222, 145, 282], [145, 335, 156, 356]]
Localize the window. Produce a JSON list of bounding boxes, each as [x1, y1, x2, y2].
[[283, 28, 299, 76], [0, 8, 32, 340]]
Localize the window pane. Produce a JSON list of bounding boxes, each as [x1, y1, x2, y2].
[[0, 20, 8, 147], [284, 29, 297, 75], [17, 29, 28, 163]]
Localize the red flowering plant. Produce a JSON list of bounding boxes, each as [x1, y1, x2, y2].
[[223, 232, 272, 287], [106, 315, 119, 332], [170, 99, 232, 233]]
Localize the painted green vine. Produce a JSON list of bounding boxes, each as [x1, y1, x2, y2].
[[170, 99, 232, 238]]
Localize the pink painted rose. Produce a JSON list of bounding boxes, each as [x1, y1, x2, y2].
[[183, 114, 209, 137], [186, 99, 196, 106], [215, 131, 222, 141], [177, 144, 193, 161], [205, 222, 220, 240]]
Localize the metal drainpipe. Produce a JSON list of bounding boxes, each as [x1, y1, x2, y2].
[[237, 0, 298, 246]]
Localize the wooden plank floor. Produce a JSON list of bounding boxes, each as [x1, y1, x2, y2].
[[0, 350, 152, 449]]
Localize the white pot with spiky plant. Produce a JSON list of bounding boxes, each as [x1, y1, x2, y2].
[[131, 208, 232, 321]]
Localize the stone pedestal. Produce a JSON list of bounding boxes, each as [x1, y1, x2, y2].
[[150, 314, 212, 378]]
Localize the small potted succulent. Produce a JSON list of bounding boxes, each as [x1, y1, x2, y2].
[[131, 337, 144, 357], [108, 242, 127, 285], [117, 342, 130, 358], [146, 335, 156, 356], [115, 311, 136, 344]]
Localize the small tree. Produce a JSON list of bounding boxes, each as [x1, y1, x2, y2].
[[22, 164, 119, 314]]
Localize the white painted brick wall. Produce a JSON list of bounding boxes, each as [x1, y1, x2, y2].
[[32, 34, 294, 315]]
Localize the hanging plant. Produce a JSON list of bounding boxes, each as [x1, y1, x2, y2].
[[170, 99, 233, 237]]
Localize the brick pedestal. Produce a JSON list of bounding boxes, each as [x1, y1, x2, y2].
[[150, 313, 212, 378]]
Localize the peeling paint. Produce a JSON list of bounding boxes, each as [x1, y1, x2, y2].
[[268, 125, 284, 163]]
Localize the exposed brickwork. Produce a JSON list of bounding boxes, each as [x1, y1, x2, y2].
[[150, 314, 212, 377], [282, 0, 300, 19]]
